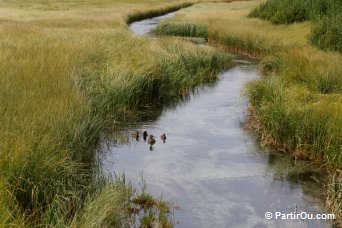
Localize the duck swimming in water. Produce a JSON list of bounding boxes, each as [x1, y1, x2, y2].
[[143, 131, 148, 141], [160, 133, 166, 143], [132, 131, 139, 140], [148, 135, 156, 149]]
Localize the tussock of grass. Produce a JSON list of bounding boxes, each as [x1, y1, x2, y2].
[[264, 49, 342, 94], [249, 0, 342, 24], [74, 30, 229, 119], [76, 177, 173, 228], [309, 13, 342, 53], [249, 0, 308, 24], [249, 0, 342, 53], [246, 78, 341, 167], [155, 21, 208, 38]]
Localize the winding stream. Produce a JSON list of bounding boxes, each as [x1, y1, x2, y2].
[[99, 10, 331, 228]]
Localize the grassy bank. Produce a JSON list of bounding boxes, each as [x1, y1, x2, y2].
[[155, 21, 208, 38], [75, 32, 229, 121], [249, 0, 342, 53], [0, 0, 230, 226], [154, 0, 341, 221]]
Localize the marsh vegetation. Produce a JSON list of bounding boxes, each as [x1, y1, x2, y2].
[[0, 0, 341, 226], [250, 0, 342, 53]]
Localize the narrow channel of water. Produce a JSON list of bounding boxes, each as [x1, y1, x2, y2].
[[129, 12, 175, 35], [99, 10, 331, 228]]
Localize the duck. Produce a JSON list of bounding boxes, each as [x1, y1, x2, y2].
[[132, 131, 139, 140], [160, 133, 167, 143], [148, 135, 156, 148], [143, 131, 148, 141]]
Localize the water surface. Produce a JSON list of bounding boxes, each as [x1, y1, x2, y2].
[[129, 12, 175, 35]]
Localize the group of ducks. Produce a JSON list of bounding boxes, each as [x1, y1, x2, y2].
[[132, 130, 167, 149]]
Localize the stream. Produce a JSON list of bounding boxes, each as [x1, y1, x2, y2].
[[99, 10, 332, 228]]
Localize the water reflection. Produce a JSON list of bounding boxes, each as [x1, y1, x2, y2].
[[100, 64, 331, 227], [99, 11, 333, 228], [129, 12, 176, 35]]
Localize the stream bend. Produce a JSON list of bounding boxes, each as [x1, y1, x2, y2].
[[100, 8, 331, 228]]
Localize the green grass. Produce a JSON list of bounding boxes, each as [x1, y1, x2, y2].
[[0, 27, 101, 225], [249, 0, 308, 24], [249, 0, 342, 53], [249, 0, 342, 24], [309, 13, 342, 53], [74, 31, 228, 120], [155, 21, 208, 38], [246, 77, 341, 166]]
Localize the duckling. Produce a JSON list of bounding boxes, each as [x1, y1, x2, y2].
[[148, 135, 156, 148], [132, 131, 139, 140], [160, 133, 167, 143], [143, 131, 148, 141]]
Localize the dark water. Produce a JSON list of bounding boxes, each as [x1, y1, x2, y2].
[[99, 11, 332, 228]]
